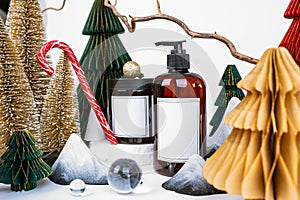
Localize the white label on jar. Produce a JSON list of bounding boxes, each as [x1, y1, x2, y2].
[[112, 96, 149, 137], [157, 98, 200, 163]]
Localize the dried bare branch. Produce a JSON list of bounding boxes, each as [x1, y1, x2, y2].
[[156, 0, 162, 15], [42, 0, 67, 13], [104, 0, 258, 64]]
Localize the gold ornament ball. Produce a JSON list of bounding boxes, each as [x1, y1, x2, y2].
[[123, 61, 144, 78]]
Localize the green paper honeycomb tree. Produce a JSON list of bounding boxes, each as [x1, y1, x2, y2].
[[209, 65, 245, 136], [0, 130, 52, 191], [78, 0, 131, 138]]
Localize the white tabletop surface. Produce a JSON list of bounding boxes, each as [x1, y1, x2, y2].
[[0, 173, 243, 200]]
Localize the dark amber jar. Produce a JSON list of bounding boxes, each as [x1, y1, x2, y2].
[[153, 69, 206, 176], [107, 78, 155, 144]]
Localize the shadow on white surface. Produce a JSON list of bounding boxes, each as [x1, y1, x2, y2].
[[0, 174, 244, 200]]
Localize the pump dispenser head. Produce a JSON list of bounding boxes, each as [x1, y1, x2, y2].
[[155, 40, 190, 70]]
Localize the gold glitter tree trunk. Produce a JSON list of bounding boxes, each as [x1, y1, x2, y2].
[[6, 0, 51, 145], [0, 18, 38, 156], [40, 53, 80, 154]]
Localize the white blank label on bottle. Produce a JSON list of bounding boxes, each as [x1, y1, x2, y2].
[[112, 96, 149, 137], [157, 98, 200, 162]]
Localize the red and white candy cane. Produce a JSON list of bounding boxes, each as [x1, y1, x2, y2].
[[38, 40, 118, 145]]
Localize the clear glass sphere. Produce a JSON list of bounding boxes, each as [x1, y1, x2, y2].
[[69, 179, 86, 196], [107, 158, 142, 194]]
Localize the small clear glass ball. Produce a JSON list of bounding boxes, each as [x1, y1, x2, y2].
[[69, 179, 86, 196], [108, 158, 142, 194]]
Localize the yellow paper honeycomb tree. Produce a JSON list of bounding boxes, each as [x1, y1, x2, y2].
[[203, 47, 300, 200]]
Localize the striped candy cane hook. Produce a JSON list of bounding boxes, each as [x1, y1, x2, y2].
[[38, 40, 118, 145]]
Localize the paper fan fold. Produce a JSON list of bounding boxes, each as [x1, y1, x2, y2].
[[203, 47, 300, 200]]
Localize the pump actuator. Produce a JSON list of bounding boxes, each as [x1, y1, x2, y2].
[[155, 40, 190, 70]]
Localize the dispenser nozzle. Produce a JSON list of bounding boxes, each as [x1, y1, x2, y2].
[[155, 40, 190, 69], [155, 40, 186, 54]]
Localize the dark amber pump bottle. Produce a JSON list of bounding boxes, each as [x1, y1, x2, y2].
[[153, 41, 206, 176]]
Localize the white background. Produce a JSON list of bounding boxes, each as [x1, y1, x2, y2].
[[0, 2, 291, 198], [39, 0, 291, 131], [41, 0, 290, 75]]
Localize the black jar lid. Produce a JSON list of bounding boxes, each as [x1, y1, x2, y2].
[[108, 78, 153, 90]]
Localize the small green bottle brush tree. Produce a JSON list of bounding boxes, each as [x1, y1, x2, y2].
[[209, 64, 245, 136], [0, 130, 52, 191]]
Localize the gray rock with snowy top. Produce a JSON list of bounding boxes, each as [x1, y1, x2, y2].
[[162, 154, 223, 196]]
